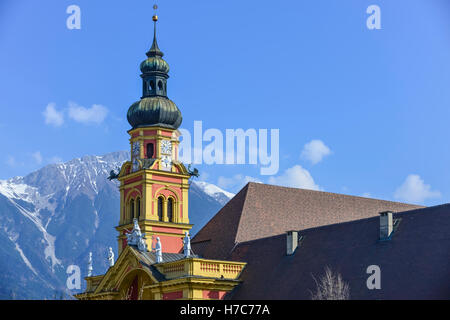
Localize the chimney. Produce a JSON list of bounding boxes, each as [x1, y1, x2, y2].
[[379, 211, 393, 240], [286, 231, 298, 255]]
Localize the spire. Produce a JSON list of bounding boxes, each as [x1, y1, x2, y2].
[[146, 5, 163, 58], [127, 4, 182, 130]]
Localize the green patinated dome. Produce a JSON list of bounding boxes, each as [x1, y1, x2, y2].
[[140, 56, 169, 74], [127, 96, 182, 129], [127, 16, 182, 130]]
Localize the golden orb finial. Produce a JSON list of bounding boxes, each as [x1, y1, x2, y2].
[[152, 4, 158, 21]]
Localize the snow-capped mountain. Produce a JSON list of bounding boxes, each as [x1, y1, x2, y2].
[[0, 151, 233, 299], [191, 181, 235, 206]]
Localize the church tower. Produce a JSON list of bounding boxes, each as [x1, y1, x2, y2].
[[116, 14, 192, 255], [77, 10, 246, 301]]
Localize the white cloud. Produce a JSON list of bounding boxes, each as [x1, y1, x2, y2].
[[301, 139, 332, 165], [6, 155, 16, 167], [361, 192, 372, 198], [31, 151, 43, 165], [217, 174, 261, 192], [268, 165, 320, 191], [394, 174, 440, 204], [68, 102, 108, 125], [43, 103, 64, 127]]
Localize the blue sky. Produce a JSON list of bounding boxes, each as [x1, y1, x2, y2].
[[1, 0, 450, 205]]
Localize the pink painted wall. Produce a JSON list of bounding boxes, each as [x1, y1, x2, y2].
[[202, 290, 226, 300], [163, 291, 183, 300], [150, 234, 183, 254], [124, 175, 143, 185]]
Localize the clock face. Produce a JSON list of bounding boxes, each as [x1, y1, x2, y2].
[[160, 140, 172, 155], [161, 155, 172, 170]]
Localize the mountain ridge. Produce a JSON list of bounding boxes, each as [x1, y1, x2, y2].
[[0, 151, 232, 299]]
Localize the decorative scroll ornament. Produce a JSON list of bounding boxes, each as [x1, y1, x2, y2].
[[126, 218, 148, 252]]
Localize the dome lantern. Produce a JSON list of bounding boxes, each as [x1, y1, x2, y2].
[[127, 12, 182, 130]]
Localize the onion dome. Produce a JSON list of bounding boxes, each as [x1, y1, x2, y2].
[[127, 96, 182, 129], [127, 14, 182, 130], [140, 56, 170, 74]]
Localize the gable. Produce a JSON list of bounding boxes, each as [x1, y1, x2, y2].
[[191, 184, 249, 260], [92, 246, 159, 295]]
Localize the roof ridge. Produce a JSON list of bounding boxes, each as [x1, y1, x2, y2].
[[230, 182, 424, 245], [248, 182, 425, 208], [234, 182, 257, 245]]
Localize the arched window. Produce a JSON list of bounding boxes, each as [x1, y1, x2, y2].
[[158, 80, 163, 91], [130, 199, 135, 221], [136, 198, 141, 220], [167, 198, 174, 222], [157, 197, 164, 221], [146, 143, 154, 159], [149, 80, 155, 92]]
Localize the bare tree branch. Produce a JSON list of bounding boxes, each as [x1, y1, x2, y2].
[[310, 266, 350, 300]]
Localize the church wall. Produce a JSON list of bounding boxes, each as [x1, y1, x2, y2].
[[151, 174, 183, 184], [149, 233, 183, 253], [202, 290, 226, 300], [124, 175, 143, 185], [162, 290, 183, 300]]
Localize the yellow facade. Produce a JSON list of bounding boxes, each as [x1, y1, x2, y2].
[[76, 246, 245, 300], [76, 122, 246, 300], [115, 159, 192, 255]]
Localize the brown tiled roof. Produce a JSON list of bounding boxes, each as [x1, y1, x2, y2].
[[192, 182, 423, 260], [226, 204, 450, 299]]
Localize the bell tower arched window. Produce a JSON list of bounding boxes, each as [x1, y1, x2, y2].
[[130, 199, 135, 222], [149, 80, 155, 93], [167, 198, 174, 222], [157, 197, 164, 221], [136, 197, 141, 220], [146, 143, 154, 159]]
